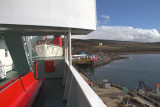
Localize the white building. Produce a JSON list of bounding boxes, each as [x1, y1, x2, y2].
[[0, 39, 14, 79], [156, 84, 160, 97]]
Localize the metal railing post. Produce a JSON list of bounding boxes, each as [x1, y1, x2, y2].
[[68, 28, 72, 67], [66, 77, 78, 107], [63, 67, 73, 101], [25, 36, 32, 70], [62, 35, 67, 85]]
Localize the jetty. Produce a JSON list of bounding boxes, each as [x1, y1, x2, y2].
[[80, 72, 156, 107]]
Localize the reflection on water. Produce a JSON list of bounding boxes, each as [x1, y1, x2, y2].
[[89, 54, 160, 91]]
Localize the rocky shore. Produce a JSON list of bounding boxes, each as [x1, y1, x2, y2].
[[93, 55, 128, 67]]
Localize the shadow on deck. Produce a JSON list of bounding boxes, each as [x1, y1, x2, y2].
[[33, 78, 66, 107]]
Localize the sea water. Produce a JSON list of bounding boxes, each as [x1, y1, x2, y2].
[[91, 54, 160, 91]]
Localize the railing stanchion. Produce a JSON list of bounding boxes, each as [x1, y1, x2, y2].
[[63, 66, 72, 101]]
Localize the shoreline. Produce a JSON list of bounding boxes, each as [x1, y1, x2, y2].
[[93, 52, 160, 67], [93, 55, 128, 67], [77, 53, 160, 107]]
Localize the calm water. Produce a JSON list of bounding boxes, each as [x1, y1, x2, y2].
[[90, 54, 160, 91]]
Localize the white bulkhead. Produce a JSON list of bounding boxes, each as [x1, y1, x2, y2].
[[0, 0, 96, 31]]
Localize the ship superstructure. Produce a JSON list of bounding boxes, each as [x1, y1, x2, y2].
[[0, 0, 106, 107], [0, 40, 14, 80]]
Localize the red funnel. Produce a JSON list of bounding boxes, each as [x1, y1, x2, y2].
[[54, 36, 62, 46]]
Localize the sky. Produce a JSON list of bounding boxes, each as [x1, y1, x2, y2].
[[73, 0, 160, 42]]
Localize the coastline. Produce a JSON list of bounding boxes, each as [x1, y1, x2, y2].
[[78, 53, 160, 107], [93, 55, 128, 67], [93, 52, 160, 67]]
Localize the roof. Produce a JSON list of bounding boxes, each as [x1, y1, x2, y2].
[[155, 84, 160, 87]]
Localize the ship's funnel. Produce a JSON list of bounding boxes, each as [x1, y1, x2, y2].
[[54, 35, 62, 46]]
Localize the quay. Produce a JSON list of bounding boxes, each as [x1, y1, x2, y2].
[[80, 72, 156, 107]]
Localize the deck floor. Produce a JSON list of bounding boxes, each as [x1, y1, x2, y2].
[[33, 78, 66, 107]]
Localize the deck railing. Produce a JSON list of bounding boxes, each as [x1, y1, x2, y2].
[[63, 61, 106, 107]]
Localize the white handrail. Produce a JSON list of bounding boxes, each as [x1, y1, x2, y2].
[[66, 62, 106, 107]]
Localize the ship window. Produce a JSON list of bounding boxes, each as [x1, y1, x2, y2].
[[5, 49, 8, 57]]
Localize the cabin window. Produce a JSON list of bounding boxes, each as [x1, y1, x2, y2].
[[5, 49, 8, 57]]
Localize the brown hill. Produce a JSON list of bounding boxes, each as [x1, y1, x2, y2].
[[71, 39, 160, 55]]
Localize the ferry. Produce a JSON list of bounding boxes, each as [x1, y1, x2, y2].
[[0, 0, 106, 107]]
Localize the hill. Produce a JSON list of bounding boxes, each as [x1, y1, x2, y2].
[[71, 39, 160, 55]]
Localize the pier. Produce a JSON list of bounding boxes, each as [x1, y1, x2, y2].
[[80, 71, 157, 107]]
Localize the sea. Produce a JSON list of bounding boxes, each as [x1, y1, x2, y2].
[[90, 54, 160, 91]]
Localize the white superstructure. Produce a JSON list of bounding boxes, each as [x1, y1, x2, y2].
[[0, 0, 107, 106], [0, 0, 96, 34], [0, 40, 14, 79]]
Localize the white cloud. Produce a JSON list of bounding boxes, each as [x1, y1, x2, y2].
[[72, 26, 160, 42], [100, 15, 110, 24], [101, 15, 110, 20]]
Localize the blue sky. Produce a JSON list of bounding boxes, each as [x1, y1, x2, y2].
[[73, 0, 160, 42], [97, 0, 160, 31]]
